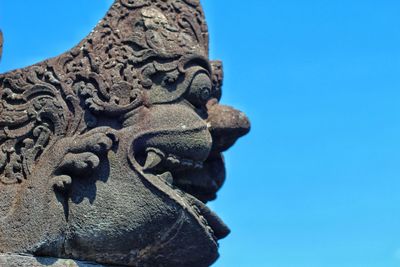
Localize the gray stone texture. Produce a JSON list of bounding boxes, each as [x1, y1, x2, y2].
[[0, 254, 108, 266]]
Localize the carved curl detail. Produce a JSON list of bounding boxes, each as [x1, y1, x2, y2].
[[120, 0, 150, 9], [0, 67, 69, 184]]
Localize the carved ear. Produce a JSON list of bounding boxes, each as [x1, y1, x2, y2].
[[0, 31, 3, 62]]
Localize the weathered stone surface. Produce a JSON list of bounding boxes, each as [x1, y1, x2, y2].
[[0, 254, 107, 267], [0, 0, 250, 266]]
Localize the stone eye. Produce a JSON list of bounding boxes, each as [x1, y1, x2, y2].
[[200, 87, 211, 101], [187, 72, 212, 107]]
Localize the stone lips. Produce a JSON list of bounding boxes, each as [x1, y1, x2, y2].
[[0, 0, 250, 266]]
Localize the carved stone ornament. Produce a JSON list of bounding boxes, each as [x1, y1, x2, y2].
[[0, 1, 250, 266]]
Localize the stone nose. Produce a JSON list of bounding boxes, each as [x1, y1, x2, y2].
[[206, 99, 250, 152]]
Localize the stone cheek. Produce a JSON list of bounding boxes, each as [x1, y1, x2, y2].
[[0, 0, 250, 266]]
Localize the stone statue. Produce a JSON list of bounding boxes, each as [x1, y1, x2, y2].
[[0, 0, 250, 266]]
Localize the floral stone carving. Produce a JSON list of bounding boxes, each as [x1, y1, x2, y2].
[[0, 0, 250, 266]]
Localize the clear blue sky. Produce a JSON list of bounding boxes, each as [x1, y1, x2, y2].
[[2, 1, 400, 267]]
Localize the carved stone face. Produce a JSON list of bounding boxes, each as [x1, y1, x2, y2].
[[0, 1, 250, 266]]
